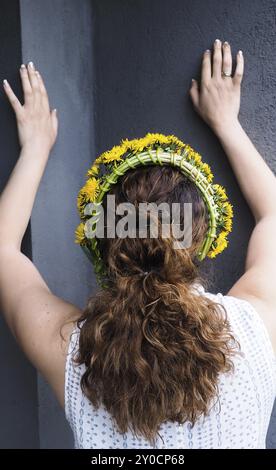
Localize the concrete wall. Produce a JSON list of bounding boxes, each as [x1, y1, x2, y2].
[[19, 0, 96, 448], [0, 0, 275, 448], [0, 0, 39, 449], [92, 0, 276, 448]]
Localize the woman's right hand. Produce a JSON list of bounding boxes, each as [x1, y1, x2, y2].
[[3, 61, 58, 153], [189, 39, 244, 134]]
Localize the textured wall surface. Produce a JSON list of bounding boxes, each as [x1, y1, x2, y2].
[[0, 0, 39, 449], [1, 0, 276, 449], [92, 0, 276, 448], [20, 0, 96, 448]]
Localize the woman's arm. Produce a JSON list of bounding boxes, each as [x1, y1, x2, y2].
[[189, 39, 276, 350], [0, 62, 80, 406]]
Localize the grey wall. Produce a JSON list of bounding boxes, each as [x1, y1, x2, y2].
[[0, 0, 275, 449], [19, 0, 96, 448], [0, 0, 39, 449], [92, 0, 276, 448]]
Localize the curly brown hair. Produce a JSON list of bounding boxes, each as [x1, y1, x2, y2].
[[75, 165, 239, 446]]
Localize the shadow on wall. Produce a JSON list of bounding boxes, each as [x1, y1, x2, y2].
[[92, 0, 276, 449], [0, 0, 39, 449]]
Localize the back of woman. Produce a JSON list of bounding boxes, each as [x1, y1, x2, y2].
[[1, 38, 276, 450], [65, 258, 276, 450], [69, 163, 276, 449]]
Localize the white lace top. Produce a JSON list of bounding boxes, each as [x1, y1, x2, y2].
[[65, 284, 276, 449]]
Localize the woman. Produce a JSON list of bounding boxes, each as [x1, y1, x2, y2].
[[0, 39, 275, 449]]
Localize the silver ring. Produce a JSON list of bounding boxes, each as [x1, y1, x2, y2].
[[222, 70, 232, 77]]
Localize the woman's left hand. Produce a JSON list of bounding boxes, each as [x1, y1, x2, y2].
[[3, 61, 58, 152], [189, 39, 244, 135]]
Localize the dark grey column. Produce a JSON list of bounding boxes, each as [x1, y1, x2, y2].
[[0, 0, 39, 449], [19, 0, 96, 448], [92, 0, 276, 448]]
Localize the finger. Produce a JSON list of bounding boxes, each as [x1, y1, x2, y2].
[[35, 70, 50, 110], [201, 49, 211, 85], [233, 50, 244, 86], [212, 38, 223, 79], [27, 61, 41, 101], [189, 79, 199, 109], [51, 108, 58, 137], [222, 41, 232, 77], [35, 70, 48, 96], [19, 64, 33, 103], [3, 79, 23, 116]]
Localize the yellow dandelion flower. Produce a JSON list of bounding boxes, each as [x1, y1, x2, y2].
[[77, 188, 86, 215], [222, 201, 233, 217], [200, 162, 213, 180], [103, 147, 125, 163], [82, 178, 99, 201], [86, 164, 100, 178], [96, 143, 126, 164], [120, 134, 161, 154], [120, 137, 131, 147], [95, 155, 103, 165], [135, 136, 151, 151], [155, 134, 171, 145], [224, 217, 233, 232], [201, 162, 210, 174], [144, 133, 164, 143], [95, 133, 190, 166], [135, 133, 186, 154], [188, 151, 202, 166], [208, 231, 228, 258], [213, 184, 227, 201], [181, 145, 191, 159], [119, 138, 134, 154], [75, 222, 86, 245], [167, 135, 187, 148], [77, 177, 100, 217], [217, 230, 228, 247]]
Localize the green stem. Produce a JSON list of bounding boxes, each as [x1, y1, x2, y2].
[[96, 149, 217, 259]]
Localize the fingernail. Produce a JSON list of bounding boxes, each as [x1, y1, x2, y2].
[[215, 39, 221, 45], [191, 78, 195, 83], [3, 79, 8, 86], [238, 50, 243, 56], [223, 41, 229, 46], [53, 108, 57, 114], [205, 49, 210, 54], [28, 61, 34, 69], [20, 64, 26, 70]]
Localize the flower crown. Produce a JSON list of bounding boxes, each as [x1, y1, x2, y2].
[[75, 133, 233, 284]]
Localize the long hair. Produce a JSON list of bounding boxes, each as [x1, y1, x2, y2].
[[75, 165, 239, 446]]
